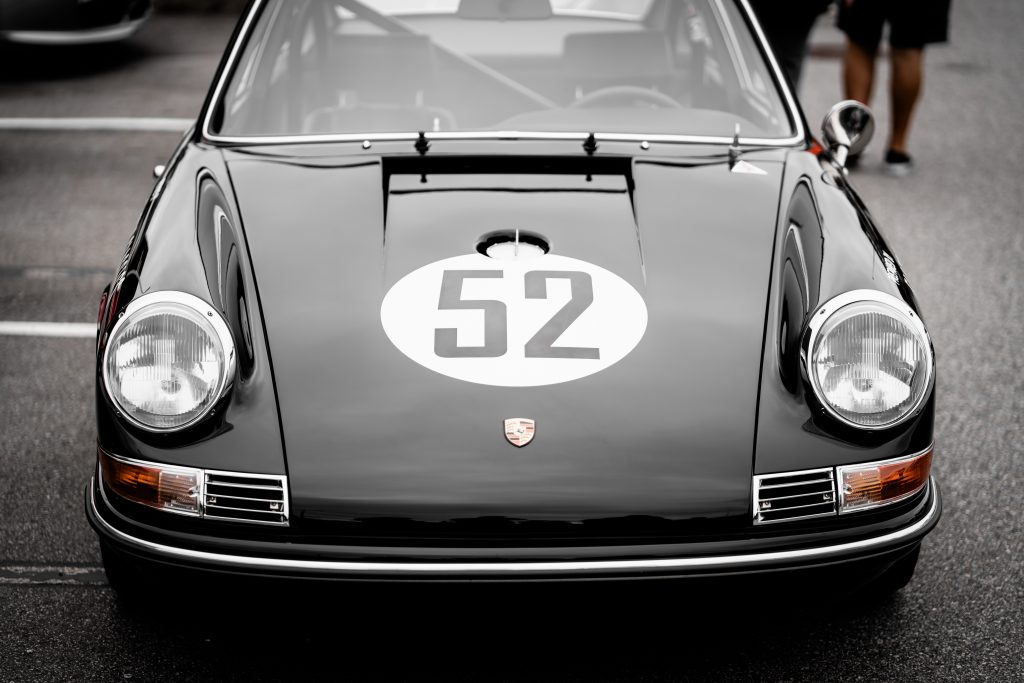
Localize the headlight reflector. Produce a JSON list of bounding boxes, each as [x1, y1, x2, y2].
[[808, 291, 932, 429], [103, 291, 235, 431]]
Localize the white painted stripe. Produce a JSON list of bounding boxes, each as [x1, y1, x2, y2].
[[0, 265, 110, 280], [0, 565, 106, 585], [0, 322, 95, 338], [0, 117, 192, 133]]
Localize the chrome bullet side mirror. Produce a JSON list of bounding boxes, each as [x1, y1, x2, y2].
[[822, 100, 875, 169]]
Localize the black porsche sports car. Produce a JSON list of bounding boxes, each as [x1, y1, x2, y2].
[[88, 0, 939, 593]]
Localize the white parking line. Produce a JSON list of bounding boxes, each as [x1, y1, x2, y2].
[[0, 117, 192, 133], [0, 265, 110, 279], [0, 322, 95, 338], [0, 565, 107, 586]]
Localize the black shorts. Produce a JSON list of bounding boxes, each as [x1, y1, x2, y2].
[[837, 0, 951, 50]]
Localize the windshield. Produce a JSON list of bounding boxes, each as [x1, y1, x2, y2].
[[348, 1, 656, 17], [213, 0, 796, 141]]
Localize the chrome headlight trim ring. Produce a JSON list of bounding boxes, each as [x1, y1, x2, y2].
[[101, 290, 237, 433], [802, 289, 934, 431]]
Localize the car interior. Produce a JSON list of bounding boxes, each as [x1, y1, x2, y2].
[[216, 0, 791, 139]]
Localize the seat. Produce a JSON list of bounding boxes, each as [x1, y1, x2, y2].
[[304, 33, 456, 134], [562, 30, 676, 100]]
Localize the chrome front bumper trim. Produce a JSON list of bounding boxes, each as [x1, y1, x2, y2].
[[89, 477, 940, 577]]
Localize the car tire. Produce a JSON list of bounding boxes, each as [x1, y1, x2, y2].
[[100, 542, 155, 601], [868, 544, 922, 597]]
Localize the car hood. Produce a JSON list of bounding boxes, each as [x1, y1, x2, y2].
[[227, 150, 785, 534]]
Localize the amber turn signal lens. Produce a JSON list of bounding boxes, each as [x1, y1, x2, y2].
[[99, 448, 200, 515], [838, 448, 933, 513]]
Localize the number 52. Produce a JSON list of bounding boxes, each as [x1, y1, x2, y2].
[[433, 270, 600, 360]]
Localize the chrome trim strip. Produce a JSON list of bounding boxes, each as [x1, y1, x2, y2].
[[198, 0, 806, 148], [203, 493, 278, 504], [204, 129, 804, 148], [801, 289, 935, 431], [758, 477, 833, 490], [763, 500, 835, 513], [206, 481, 283, 491], [755, 465, 835, 480], [755, 510, 838, 525], [89, 477, 939, 576], [205, 504, 278, 514], [763, 491, 834, 503]]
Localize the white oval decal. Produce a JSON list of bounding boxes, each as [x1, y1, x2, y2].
[[380, 254, 647, 387]]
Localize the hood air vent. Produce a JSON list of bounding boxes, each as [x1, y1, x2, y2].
[[204, 470, 289, 526], [753, 468, 837, 525]]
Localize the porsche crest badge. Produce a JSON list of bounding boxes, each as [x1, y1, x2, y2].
[[503, 418, 535, 448]]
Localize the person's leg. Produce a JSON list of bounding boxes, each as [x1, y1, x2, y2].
[[843, 39, 877, 105], [838, 0, 884, 105], [888, 47, 924, 155], [883, 0, 947, 171]]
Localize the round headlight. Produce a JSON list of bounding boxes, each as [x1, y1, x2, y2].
[[806, 290, 933, 429], [103, 291, 235, 431]]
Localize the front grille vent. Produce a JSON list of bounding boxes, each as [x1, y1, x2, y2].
[[203, 470, 289, 526], [753, 468, 836, 525]]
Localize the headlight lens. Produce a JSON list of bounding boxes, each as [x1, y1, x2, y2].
[[808, 291, 932, 429], [103, 292, 235, 431]]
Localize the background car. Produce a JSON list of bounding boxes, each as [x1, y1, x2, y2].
[[0, 0, 151, 45], [87, 0, 938, 595]]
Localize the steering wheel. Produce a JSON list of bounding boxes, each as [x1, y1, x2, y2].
[[569, 86, 682, 109]]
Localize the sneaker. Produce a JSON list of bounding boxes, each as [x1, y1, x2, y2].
[[883, 149, 914, 177]]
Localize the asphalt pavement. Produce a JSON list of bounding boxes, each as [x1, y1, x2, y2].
[[0, 3, 1022, 681]]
